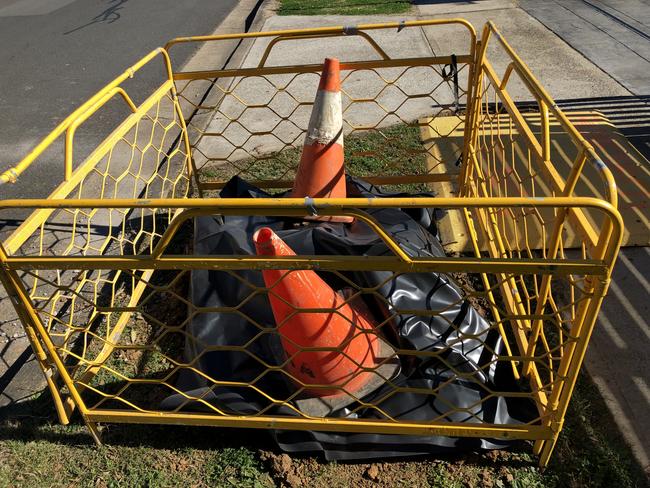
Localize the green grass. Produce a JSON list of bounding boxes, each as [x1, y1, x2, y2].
[[0, 370, 645, 487], [545, 375, 647, 487], [0, 421, 273, 488], [201, 123, 430, 194], [278, 0, 412, 16]]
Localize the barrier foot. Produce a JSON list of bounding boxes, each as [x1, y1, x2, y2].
[[86, 420, 103, 446], [538, 435, 558, 468]]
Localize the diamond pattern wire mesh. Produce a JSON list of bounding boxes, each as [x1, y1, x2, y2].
[[0, 22, 620, 466], [178, 61, 468, 192], [459, 42, 617, 440], [5, 84, 192, 414]]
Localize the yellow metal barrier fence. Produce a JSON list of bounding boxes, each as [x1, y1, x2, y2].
[[0, 20, 622, 467]]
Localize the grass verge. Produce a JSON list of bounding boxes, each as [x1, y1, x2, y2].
[[277, 0, 412, 16], [0, 369, 645, 488], [200, 123, 430, 194]]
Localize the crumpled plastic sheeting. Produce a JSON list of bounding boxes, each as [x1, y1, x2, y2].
[[161, 176, 537, 460]]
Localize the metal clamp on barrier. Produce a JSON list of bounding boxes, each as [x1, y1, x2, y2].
[[442, 53, 460, 112]]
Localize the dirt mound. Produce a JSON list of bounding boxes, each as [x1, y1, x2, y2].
[[259, 451, 430, 487]]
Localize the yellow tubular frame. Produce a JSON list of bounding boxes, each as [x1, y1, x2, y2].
[[0, 19, 622, 468]]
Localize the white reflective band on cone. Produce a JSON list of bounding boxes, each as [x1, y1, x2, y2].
[[305, 89, 343, 147]]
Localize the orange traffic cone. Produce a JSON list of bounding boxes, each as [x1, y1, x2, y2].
[[291, 58, 352, 223], [253, 227, 397, 414]]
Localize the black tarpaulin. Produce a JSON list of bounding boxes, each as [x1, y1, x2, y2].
[[161, 176, 536, 460]]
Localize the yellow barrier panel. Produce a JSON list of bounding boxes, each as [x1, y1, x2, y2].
[[0, 20, 622, 467]]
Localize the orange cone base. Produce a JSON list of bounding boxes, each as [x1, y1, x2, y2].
[[279, 303, 388, 399], [292, 143, 345, 198], [293, 337, 400, 417]]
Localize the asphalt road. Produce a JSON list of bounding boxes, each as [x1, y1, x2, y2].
[[0, 0, 238, 201]]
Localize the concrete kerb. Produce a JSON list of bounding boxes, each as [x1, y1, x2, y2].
[[171, 0, 276, 147], [0, 0, 273, 409]]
